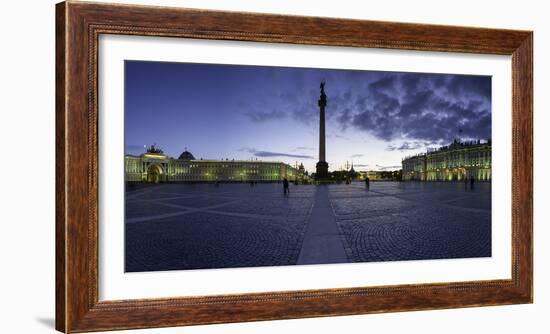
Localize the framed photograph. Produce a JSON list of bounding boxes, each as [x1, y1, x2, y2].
[[56, 1, 532, 332]]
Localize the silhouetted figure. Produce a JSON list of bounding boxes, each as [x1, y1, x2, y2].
[[365, 176, 370, 190], [470, 176, 475, 190], [283, 177, 290, 196], [464, 176, 468, 190]]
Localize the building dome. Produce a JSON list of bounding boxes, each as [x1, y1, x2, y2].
[[178, 150, 195, 160]]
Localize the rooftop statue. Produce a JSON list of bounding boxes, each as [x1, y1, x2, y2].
[[147, 144, 164, 154]]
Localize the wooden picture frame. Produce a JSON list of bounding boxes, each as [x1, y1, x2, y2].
[[56, 1, 533, 332]]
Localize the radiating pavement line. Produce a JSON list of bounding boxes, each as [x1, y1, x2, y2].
[[126, 199, 243, 223], [150, 199, 289, 222], [297, 185, 348, 265], [366, 188, 490, 213]]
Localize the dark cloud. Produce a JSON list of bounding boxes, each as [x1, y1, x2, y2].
[[240, 148, 314, 159], [376, 164, 402, 171], [387, 142, 422, 151], [244, 109, 287, 122], [293, 146, 315, 151], [446, 75, 491, 99], [351, 163, 400, 171], [289, 89, 319, 125], [370, 75, 398, 93], [337, 108, 353, 130], [240, 69, 491, 145], [347, 72, 491, 143]]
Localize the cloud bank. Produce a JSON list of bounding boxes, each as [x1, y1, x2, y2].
[[240, 147, 315, 159], [243, 70, 491, 145]]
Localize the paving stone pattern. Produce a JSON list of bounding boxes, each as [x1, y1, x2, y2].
[[125, 182, 491, 272]]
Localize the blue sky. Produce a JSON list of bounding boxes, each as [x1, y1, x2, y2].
[[125, 60, 491, 173]]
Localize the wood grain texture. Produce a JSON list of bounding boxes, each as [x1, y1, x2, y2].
[[55, 2, 67, 332], [55, 1, 533, 332]]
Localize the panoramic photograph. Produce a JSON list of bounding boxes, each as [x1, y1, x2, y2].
[[124, 60, 492, 272]]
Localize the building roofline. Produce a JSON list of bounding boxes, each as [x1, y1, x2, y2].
[[402, 140, 491, 161], [124, 155, 301, 166]]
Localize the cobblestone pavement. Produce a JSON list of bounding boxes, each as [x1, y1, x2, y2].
[[329, 182, 491, 262], [125, 183, 315, 272], [125, 181, 491, 272]]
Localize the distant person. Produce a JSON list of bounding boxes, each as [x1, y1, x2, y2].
[[470, 176, 475, 190], [365, 176, 370, 190], [283, 177, 290, 196], [464, 176, 468, 190]]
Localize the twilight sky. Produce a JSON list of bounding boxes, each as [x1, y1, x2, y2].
[[125, 60, 491, 173]]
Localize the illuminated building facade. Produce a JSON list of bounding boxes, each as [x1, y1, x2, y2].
[[402, 140, 491, 181], [401, 155, 427, 181], [125, 145, 308, 183], [358, 170, 402, 181]]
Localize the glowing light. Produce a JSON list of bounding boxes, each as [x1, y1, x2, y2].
[[143, 154, 167, 159]]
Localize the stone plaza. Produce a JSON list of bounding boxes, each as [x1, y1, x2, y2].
[[125, 181, 491, 272]]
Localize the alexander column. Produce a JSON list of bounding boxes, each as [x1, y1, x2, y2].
[[315, 81, 329, 179]]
